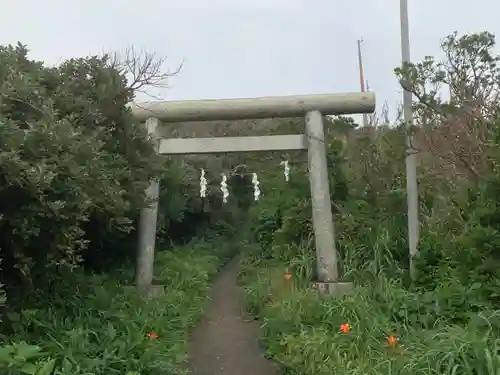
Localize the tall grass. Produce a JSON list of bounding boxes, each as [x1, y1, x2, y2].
[[0, 239, 236, 375], [239, 230, 500, 375]]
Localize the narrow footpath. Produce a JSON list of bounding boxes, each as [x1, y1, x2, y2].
[[187, 258, 277, 375]]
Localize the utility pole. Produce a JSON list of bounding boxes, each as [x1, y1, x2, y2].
[[357, 39, 369, 127], [400, 0, 419, 281]]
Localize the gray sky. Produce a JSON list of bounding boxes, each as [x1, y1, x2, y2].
[[1, 0, 499, 120]]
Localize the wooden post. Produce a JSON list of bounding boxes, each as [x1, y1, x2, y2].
[[136, 117, 160, 295]]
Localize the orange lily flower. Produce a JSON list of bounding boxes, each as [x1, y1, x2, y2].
[[339, 323, 351, 333], [387, 334, 398, 347], [146, 331, 159, 339]]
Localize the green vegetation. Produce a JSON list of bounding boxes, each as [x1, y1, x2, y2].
[[1, 241, 234, 375], [239, 31, 500, 374], [0, 43, 242, 374], [2, 28, 500, 375]]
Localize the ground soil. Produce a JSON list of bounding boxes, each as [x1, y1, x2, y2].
[[187, 258, 278, 375]]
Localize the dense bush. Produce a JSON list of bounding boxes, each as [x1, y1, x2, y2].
[[0, 42, 248, 374], [240, 31, 500, 375], [0, 43, 163, 288], [0, 43, 243, 287]]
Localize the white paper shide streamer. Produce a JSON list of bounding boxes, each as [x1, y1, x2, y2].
[[200, 169, 207, 198], [220, 174, 229, 203], [280, 160, 290, 182], [252, 172, 260, 201]]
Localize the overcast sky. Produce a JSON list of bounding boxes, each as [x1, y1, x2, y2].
[[0, 0, 498, 121]]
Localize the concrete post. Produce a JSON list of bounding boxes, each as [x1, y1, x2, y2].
[[306, 111, 338, 281], [400, 0, 419, 281], [136, 117, 160, 295], [306, 111, 352, 295], [129, 92, 376, 123]]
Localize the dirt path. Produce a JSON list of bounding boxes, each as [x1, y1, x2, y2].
[[187, 258, 277, 375]]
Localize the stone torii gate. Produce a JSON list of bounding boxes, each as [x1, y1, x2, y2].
[[129, 91, 376, 296]]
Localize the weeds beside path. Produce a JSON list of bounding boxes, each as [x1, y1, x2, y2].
[[239, 252, 500, 375], [0, 239, 234, 375]]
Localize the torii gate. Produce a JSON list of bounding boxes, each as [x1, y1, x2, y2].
[[129, 92, 376, 296]]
